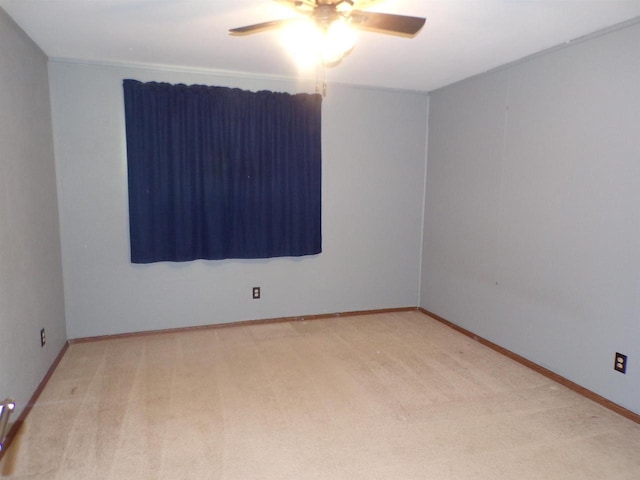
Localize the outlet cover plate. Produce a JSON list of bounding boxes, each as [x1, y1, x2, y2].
[[615, 352, 627, 374]]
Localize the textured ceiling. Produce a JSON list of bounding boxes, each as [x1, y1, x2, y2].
[[2, 0, 640, 92]]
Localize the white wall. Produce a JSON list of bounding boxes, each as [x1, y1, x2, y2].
[[0, 9, 66, 418], [422, 22, 640, 414], [48, 61, 428, 339]]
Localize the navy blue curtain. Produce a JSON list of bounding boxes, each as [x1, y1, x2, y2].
[[123, 80, 322, 263]]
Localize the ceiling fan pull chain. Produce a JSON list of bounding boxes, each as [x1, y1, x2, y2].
[[315, 61, 327, 97], [321, 61, 328, 97], [315, 61, 328, 97]]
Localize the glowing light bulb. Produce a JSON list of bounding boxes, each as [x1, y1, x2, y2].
[[322, 20, 356, 65], [280, 18, 357, 70]]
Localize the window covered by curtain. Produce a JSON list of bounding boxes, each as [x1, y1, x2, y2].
[[123, 80, 322, 263]]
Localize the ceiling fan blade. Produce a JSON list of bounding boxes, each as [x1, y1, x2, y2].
[[350, 11, 425, 37], [229, 18, 298, 35]]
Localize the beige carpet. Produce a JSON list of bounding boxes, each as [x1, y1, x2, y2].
[[2, 311, 640, 479]]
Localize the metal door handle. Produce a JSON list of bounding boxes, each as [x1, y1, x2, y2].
[[0, 397, 16, 453]]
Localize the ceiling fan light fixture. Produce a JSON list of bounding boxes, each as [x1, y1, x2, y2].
[[322, 19, 356, 64], [280, 19, 320, 70], [281, 17, 356, 69]]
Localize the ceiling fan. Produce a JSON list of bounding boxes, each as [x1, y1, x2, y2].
[[229, 0, 426, 40], [230, 1, 425, 94]]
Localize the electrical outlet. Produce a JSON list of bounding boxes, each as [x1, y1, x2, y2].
[[252, 287, 261, 299], [614, 352, 627, 374], [40, 328, 46, 347]]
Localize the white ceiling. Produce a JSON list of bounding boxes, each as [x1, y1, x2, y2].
[[2, 0, 640, 92]]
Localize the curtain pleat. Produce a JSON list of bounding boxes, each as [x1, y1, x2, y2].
[[123, 80, 322, 263]]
